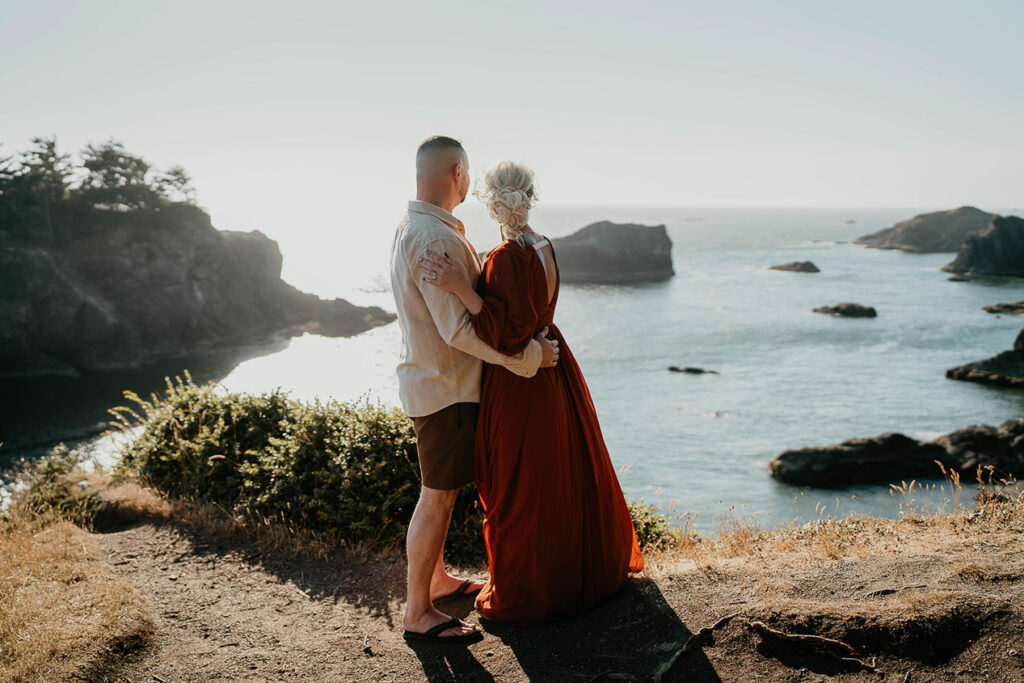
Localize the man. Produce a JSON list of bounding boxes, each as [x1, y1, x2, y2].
[[390, 136, 559, 643]]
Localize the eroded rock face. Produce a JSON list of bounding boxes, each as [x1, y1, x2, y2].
[[769, 261, 820, 273], [550, 221, 674, 284], [0, 205, 394, 377], [942, 215, 1024, 278], [854, 206, 997, 253], [768, 419, 1024, 487], [812, 303, 877, 318], [946, 328, 1024, 388]]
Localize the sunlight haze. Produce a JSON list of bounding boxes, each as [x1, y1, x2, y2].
[[3, 0, 1021, 294]]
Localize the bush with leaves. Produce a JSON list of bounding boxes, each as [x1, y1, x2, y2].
[[112, 373, 485, 561], [110, 373, 674, 563]]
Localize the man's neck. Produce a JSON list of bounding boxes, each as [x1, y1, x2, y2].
[[415, 191, 457, 215]]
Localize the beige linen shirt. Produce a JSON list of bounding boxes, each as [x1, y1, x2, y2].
[[389, 200, 543, 417]]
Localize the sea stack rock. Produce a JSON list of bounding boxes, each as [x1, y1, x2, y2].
[[812, 303, 877, 318], [853, 206, 997, 253], [0, 204, 395, 377], [946, 327, 1024, 388], [942, 215, 1024, 278], [769, 261, 820, 273], [768, 419, 1024, 486], [550, 221, 674, 284]]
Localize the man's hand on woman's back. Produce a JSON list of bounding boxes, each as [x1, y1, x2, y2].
[[536, 327, 559, 368]]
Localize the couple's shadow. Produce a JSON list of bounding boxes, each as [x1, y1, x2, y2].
[[408, 578, 722, 682]]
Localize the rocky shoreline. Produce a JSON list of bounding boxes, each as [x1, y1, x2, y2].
[[946, 328, 1024, 388], [0, 204, 394, 378], [769, 417, 1024, 487]]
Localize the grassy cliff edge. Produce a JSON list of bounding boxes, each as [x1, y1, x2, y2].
[[2, 380, 1022, 681]]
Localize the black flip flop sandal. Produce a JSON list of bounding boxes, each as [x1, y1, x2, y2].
[[434, 579, 483, 602], [403, 618, 483, 644]]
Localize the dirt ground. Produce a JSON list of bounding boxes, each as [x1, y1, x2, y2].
[[77, 508, 1024, 682]]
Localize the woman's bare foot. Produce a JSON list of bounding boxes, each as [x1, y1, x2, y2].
[[430, 574, 485, 602]]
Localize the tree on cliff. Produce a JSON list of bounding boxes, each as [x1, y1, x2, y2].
[[77, 139, 163, 211], [0, 136, 73, 241], [0, 136, 199, 243]]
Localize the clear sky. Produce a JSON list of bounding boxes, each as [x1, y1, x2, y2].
[[2, 0, 1022, 266]]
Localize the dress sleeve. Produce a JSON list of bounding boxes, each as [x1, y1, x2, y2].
[[471, 244, 542, 356]]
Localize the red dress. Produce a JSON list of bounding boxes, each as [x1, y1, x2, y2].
[[470, 237, 644, 625]]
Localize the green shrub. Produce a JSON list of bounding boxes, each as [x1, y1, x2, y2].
[[112, 373, 485, 562], [627, 501, 681, 551], [110, 373, 677, 564], [6, 444, 98, 527]]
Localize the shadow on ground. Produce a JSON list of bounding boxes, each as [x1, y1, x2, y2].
[[409, 579, 722, 682]]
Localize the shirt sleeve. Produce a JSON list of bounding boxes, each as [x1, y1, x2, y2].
[[471, 244, 543, 356], [414, 237, 542, 378]]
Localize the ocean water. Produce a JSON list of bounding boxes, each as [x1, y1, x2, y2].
[[4, 206, 1024, 529]]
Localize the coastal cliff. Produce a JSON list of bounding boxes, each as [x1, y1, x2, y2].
[[0, 204, 393, 377], [550, 221, 674, 284], [853, 206, 996, 253], [942, 215, 1024, 278]]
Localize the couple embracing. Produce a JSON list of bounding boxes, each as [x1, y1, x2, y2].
[[390, 136, 644, 644]]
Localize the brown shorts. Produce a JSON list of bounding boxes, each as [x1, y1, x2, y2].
[[412, 402, 480, 490]]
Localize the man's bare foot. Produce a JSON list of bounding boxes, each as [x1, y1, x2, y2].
[[403, 606, 479, 639], [430, 573, 485, 602]]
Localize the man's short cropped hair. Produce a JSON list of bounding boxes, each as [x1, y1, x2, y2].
[[417, 135, 464, 159]]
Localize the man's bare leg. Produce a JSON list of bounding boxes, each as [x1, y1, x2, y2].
[[403, 486, 477, 637]]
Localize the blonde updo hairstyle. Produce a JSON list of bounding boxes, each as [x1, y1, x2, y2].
[[474, 161, 538, 241]]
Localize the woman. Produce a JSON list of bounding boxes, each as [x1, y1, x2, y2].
[[418, 161, 643, 625]]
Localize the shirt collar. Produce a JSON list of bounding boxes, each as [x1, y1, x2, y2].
[[408, 200, 466, 236]]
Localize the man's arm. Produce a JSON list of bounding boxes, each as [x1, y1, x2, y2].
[[416, 238, 543, 377]]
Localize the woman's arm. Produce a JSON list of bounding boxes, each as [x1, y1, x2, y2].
[[418, 249, 483, 314]]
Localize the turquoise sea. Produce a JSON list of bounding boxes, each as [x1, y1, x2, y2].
[[4, 205, 1024, 529]]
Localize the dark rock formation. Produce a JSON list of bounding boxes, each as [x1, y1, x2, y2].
[[942, 215, 1024, 278], [812, 303, 877, 318], [947, 274, 972, 282], [768, 418, 1024, 487], [0, 204, 394, 377], [946, 328, 1024, 388], [853, 206, 997, 253], [984, 301, 1024, 315], [769, 261, 820, 273], [668, 366, 719, 375], [550, 221, 674, 284]]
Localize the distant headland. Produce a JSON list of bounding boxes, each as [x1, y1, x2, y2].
[[0, 137, 394, 378]]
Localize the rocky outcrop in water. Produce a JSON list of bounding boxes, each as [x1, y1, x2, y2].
[[853, 206, 997, 253], [769, 261, 819, 273], [0, 204, 394, 377], [668, 366, 719, 375], [945, 328, 1024, 388], [984, 301, 1024, 315], [812, 303, 877, 318], [768, 418, 1024, 486], [550, 221, 674, 284], [942, 215, 1024, 278]]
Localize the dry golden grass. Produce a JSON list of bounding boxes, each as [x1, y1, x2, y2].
[[641, 479, 1024, 578], [76, 470, 375, 563], [0, 520, 155, 682]]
